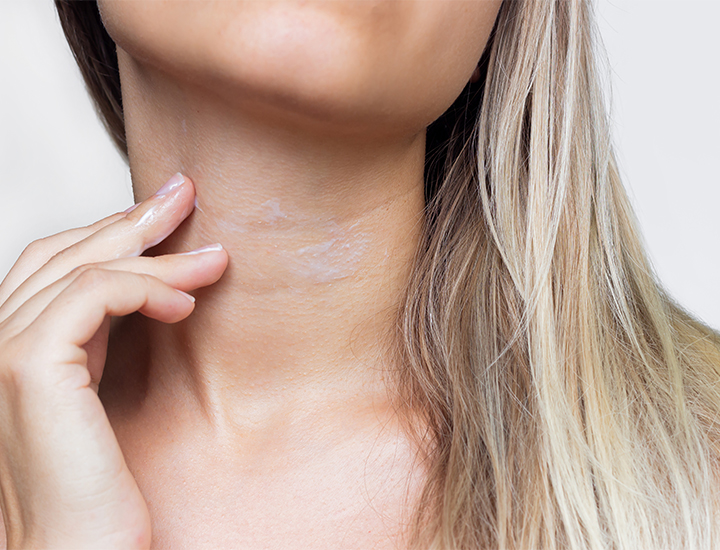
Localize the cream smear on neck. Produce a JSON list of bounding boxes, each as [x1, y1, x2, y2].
[[203, 198, 371, 289]]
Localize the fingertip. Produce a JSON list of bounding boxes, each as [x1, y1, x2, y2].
[[131, 172, 196, 211], [217, 246, 230, 271], [176, 289, 196, 304], [190, 245, 229, 288], [207, 245, 230, 280], [178, 243, 229, 273], [177, 243, 224, 256], [174, 174, 197, 219], [177, 173, 196, 198], [171, 289, 197, 323], [182, 174, 196, 192], [155, 172, 187, 196], [138, 285, 196, 324]]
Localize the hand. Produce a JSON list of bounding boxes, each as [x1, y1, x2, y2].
[[0, 173, 228, 549]]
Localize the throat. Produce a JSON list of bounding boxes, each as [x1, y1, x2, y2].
[[116, 52, 427, 434]]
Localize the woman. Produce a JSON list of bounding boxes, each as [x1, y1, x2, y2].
[[1, 0, 719, 548]]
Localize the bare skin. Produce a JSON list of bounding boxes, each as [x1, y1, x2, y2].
[[0, 1, 502, 548]]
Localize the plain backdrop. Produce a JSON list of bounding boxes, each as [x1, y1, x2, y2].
[[1, 0, 718, 329]]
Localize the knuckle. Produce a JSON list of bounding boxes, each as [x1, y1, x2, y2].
[[0, 334, 64, 393], [0, 335, 31, 389], [68, 263, 99, 277], [18, 237, 53, 265], [70, 267, 113, 293], [0, 238, 60, 302], [21, 237, 49, 257], [47, 244, 75, 265]]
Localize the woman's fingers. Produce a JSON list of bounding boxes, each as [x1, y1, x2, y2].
[[0, 173, 196, 318], [0, 173, 221, 549], [0, 212, 127, 304], [33, 269, 195, 348], [14, 269, 194, 388], [100, 243, 228, 291], [1, 244, 227, 334], [79, 173, 194, 260]]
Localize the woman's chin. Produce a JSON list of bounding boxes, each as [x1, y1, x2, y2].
[[101, 0, 496, 138]]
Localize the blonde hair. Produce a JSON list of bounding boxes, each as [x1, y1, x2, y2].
[[56, 0, 720, 547], [399, 0, 720, 548]]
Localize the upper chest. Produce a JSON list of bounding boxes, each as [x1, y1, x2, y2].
[[112, 409, 426, 550]]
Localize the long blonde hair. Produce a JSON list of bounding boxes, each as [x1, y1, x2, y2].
[[56, 0, 720, 547], [400, 0, 720, 548]]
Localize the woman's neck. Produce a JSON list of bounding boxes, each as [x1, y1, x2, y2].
[[116, 51, 427, 430]]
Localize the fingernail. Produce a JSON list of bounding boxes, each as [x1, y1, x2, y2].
[[156, 173, 185, 196], [178, 243, 223, 255], [123, 203, 140, 214], [176, 289, 196, 303]]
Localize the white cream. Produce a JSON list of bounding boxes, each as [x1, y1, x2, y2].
[[260, 199, 287, 223], [283, 221, 368, 284], [197, 199, 370, 286]]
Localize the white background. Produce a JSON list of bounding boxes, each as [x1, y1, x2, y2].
[[1, 0, 718, 329]]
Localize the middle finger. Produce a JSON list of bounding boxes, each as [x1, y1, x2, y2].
[[0, 243, 226, 334]]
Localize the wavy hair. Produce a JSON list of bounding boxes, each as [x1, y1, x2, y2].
[[56, 1, 720, 548]]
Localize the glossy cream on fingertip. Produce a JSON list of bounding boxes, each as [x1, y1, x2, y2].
[[156, 172, 185, 196], [135, 205, 158, 227], [123, 205, 175, 256], [124, 173, 185, 216]]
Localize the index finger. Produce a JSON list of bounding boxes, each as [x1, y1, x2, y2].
[[73, 173, 195, 260], [2, 173, 196, 315]]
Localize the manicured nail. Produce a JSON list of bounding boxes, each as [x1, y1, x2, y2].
[[123, 203, 140, 214], [176, 289, 196, 303], [178, 243, 224, 256], [155, 172, 185, 196]]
